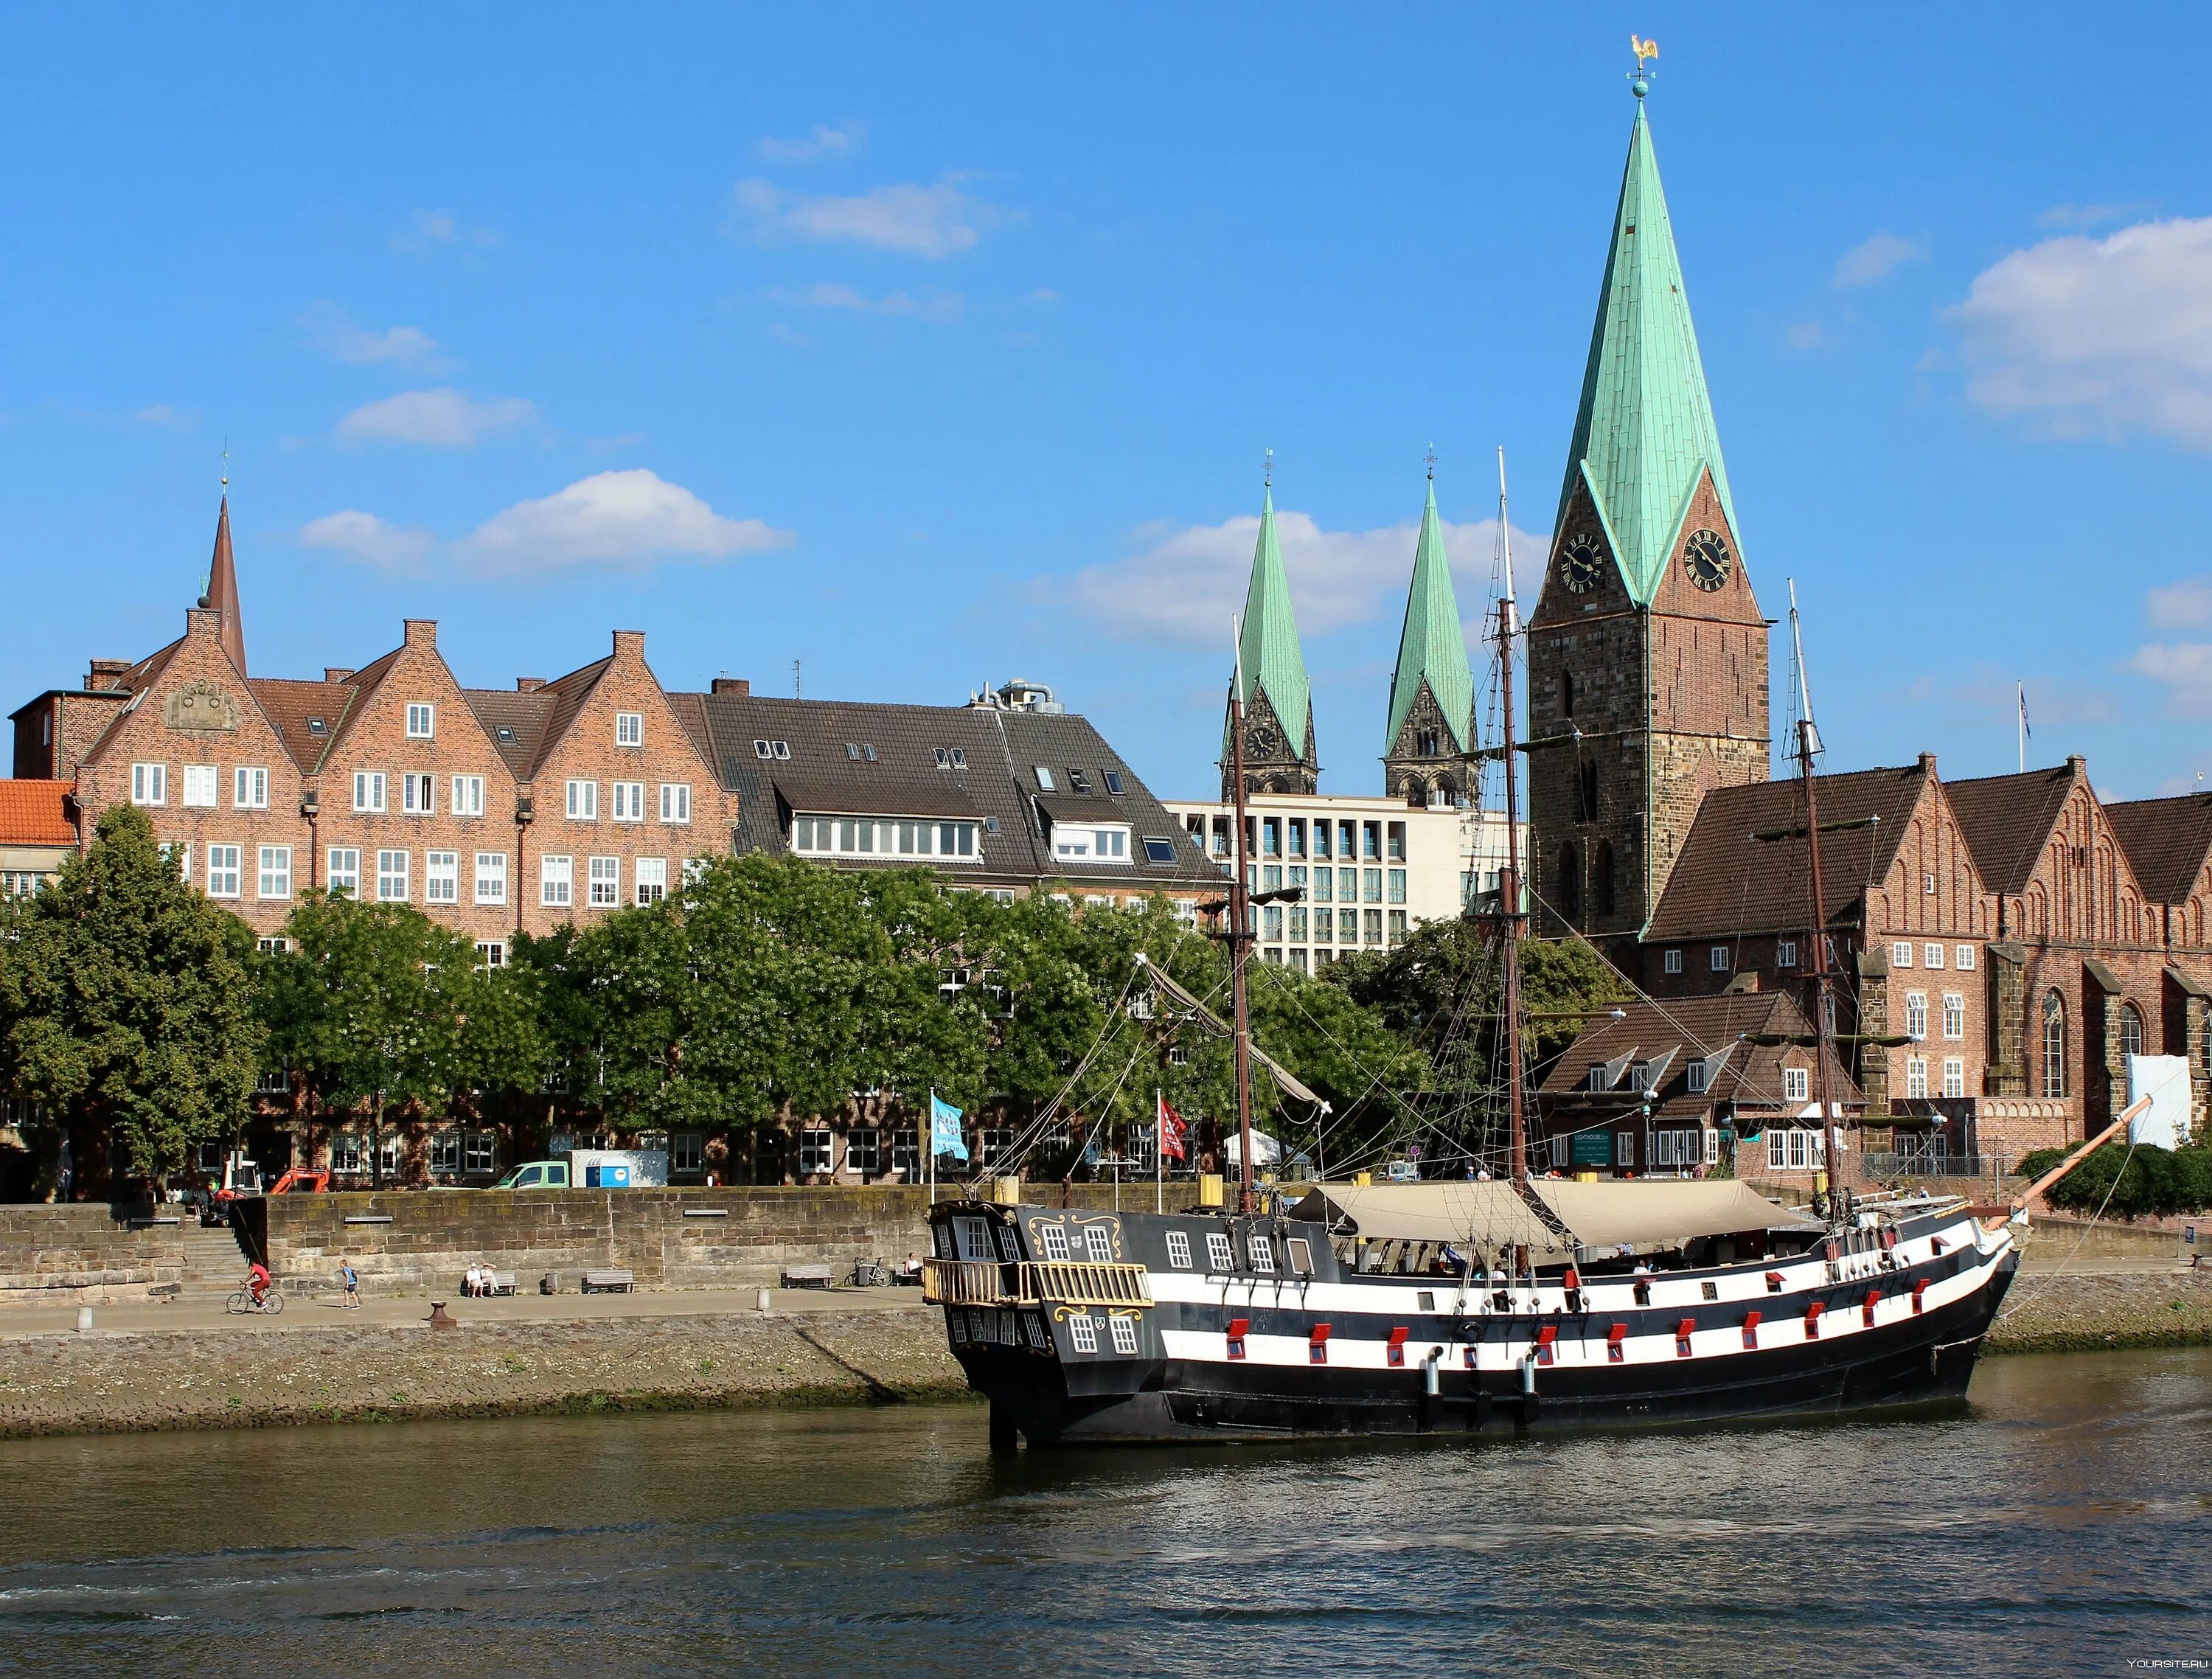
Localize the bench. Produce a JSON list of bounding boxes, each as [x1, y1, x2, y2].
[[580, 1269, 636, 1294], [779, 1264, 835, 1290], [484, 1270, 518, 1296]]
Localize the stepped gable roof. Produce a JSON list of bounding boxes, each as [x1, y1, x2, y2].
[[1232, 487, 1312, 753], [1385, 479, 1475, 754], [247, 677, 359, 773], [2103, 793, 2212, 905], [1644, 763, 1930, 941], [0, 780, 77, 846], [460, 689, 555, 779], [1560, 96, 1738, 606], [686, 687, 1218, 889], [1537, 990, 1861, 1121], [1942, 763, 2080, 898]]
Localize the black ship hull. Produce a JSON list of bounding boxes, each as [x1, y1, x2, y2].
[[928, 1198, 2018, 1447]]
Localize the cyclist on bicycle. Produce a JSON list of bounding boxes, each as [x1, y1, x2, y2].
[[246, 1259, 273, 1309]]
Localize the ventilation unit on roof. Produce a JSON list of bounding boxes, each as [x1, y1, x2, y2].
[[993, 678, 1063, 715]]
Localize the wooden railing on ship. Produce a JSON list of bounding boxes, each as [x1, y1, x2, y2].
[[922, 1259, 1153, 1308]]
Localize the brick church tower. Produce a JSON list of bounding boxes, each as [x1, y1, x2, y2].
[[1224, 479, 1320, 797], [1526, 83, 1769, 946]]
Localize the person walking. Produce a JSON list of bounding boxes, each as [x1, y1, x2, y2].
[[337, 1258, 361, 1309]]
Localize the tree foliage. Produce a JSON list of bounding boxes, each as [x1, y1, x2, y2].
[[0, 804, 261, 1185], [2016, 1142, 2212, 1218]]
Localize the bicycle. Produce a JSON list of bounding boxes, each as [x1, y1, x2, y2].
[[849, 1260, 891, 1288], [224, 1286, 285, 1315]]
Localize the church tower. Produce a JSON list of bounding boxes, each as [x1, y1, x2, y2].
[[1225, 476, 1319, 797], [1526, 80, 1769, 944], [1382, 468, 1476, 805]]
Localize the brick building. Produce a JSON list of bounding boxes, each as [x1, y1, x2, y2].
[[1527, 88, 2212, 1169]]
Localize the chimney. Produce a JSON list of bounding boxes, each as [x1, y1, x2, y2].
[[516, 677, 546, 692], [1917, 751, 1937, 776], [712, 677, 751, 696], [86, 659, 131, 690], [612, 630, 645, 661], [186, 606, 223, 642], [2067, 754, 2087, 776], [324, 667, 355, 684], [403, 619, 437, 650]]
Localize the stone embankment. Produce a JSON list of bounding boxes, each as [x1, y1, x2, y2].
[[1983, 1269, 2212, 1354], [0, 1304, 967, 1438]]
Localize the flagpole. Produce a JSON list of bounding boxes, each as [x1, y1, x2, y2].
[[2017, 682, 2026, 774], [1155, 1088, 1164, 1214]]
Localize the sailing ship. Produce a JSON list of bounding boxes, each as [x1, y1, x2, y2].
[[922, 461, 2061, 1447]]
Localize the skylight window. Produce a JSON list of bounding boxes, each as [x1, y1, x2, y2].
[[306, 717, 327, 734], [496, 726, 517, 743], [845, 743, 861, 761], [1143, 837, 1175, 863], [773, 741, 790, 759], [1104, 770, 1124, 796], [755, 740, 773, 759], [1035, 767, 1057, 791], [1068, 768, 1092, 794]]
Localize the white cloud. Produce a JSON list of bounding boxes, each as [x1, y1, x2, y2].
[[394, 209, 498, 253], [456, 469, 791, 575], [731, 175, 1001, 258], [1067, 508, 1548, 649], [297, 302, 445, 368], [2037, 203, 2148, 232], [2147, 577, 2212, 630], [1948, 218, 2212, 448], [1833, 232, 1926, 288], [756, 124, 864, 163], [336, 388, 535, 447], [764, 282, 963, 323], [298, 510, 434, 571], [2131, 642, 2212, 715]]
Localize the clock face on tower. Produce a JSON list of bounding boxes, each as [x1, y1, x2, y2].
[[1683, 528, 1733, 592], [1557, 533, 1605, 594], [1248, 723, 1281, 758]]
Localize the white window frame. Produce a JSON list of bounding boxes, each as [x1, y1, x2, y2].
[[403, 771, 435, 816], [1924, 942, 1944, 970], [1109, 1315, 1139, 1356], [1205, 1231, 1234, 1272], [1783, 1066, 1809, 1103], [540, 855, 573, 908], [451, 775, 486, 818], [181, 763, 219, 809], [1942, 1057, 1966, 1099], [1663, 948, 1683, 975], [1891, 941, 1913, 968], [406, 703, 434, 740], [798, 1129, 834, 1175], [635, 856, 667, 905], [588, 855, 620, 907], [354, 771, 386, 814], [474, 852, 507, 905], [1905, 991, 1928, 1041], [1776, 939, 1798, 968], [566, 779, 597, 821], [257, 845, 291, 900], [611, 782, 647, 823], [615, 712, 644, 748], [1906, 1055, 1929, 1100], [234, 766, 269, 810], [1082, 1226, 1113, 1264], [1709, 945, 1731, 972], [1686, 1058, 1708, 1095], [1248, 1234, 1275, 1273], [376, 849, 409, 903], [425, 850, 459, 904], [327, 848, 360, 897], [474, 940, 506, 969], [1164, 1231, 1192, 1269], [1942, 992, 1965, 1040], [205, 844, 242, 899], [659, 783, 692, 824], [1068, 1314, 1098, 1354], [1956, 945, 1976, 971], [131, 762, 167, 806], [1038, 1223, 1071, 1262]]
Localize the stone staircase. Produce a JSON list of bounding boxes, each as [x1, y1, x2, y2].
[[174, 1223, 250, 1301]]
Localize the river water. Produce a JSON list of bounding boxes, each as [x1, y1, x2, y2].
[[0, 1349, 2205, 1678]]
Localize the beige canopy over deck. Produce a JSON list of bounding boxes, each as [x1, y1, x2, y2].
[[1286, 1180, 1819, 1256]]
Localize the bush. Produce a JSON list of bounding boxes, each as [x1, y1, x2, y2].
[[2017, 1143, 2212, 1217]]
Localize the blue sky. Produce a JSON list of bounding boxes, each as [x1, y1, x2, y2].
[[8, 4, 2212, 802]]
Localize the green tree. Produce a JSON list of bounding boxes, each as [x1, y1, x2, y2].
[[267, 891, 476, 1186], [0, 804, 262, 1192]]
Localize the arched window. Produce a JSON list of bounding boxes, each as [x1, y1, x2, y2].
[[1561, 670, 1576, 719], [1594, 839, 1617, 919], [2041, 992, 2067, 1099], [2119, 1002, 2145, 1100], [1557, 843, 1581, 925]]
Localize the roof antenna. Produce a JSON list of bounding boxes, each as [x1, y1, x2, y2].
[[1629, 33, 1658, 99], [793, 658, 801, 700]]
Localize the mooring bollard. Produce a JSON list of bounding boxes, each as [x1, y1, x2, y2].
[[75, 1307, 93, 1333], [757, 1287, 771, 1314], [428, 1300, 457, 1330]]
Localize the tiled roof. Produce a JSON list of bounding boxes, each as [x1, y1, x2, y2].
[[1644, 764, 1930, 941], [248, 677, 357, 774], [2104, 793, 2212, 905], [1943, 765, 2079, 898], [664, 689, 716, 767], [531, 657, 613, 778], [0, 779, 77, 846], [461, 689, 559, 780], [688, 690, 1219, 891], [772, 774, 981, 819], [1537, 990, 1860, 1120]]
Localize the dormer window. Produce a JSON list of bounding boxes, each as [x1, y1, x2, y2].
[[616, 713, 643, 748], [406, 703, 434, 740]]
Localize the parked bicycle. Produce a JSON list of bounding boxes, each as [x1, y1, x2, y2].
[[849, 1260, 892, 1288]]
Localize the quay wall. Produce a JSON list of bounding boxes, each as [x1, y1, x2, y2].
[[0, 1206, 195, 1305]]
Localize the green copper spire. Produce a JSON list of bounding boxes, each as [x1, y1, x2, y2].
[[1233, 484, 1312, 754], [1385, 477, 1473, 754], [1558, 94, 1739, 605]]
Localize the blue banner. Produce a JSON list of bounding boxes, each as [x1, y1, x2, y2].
[[931, 1095, 968, 1161]]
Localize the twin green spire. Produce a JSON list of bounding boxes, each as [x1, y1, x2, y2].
[[1233, 485, 1312, 756], [1383, 477, 1473, 754], [1559, 96, 1738, 605]]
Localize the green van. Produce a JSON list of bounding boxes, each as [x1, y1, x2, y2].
[[493, 1161, 571, 1189]]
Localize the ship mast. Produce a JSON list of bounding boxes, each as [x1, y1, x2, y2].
[[1789, 580, 1847, 1224], [1226, 624, 1259, 1215], [1495, 448, 1528, 1184]]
